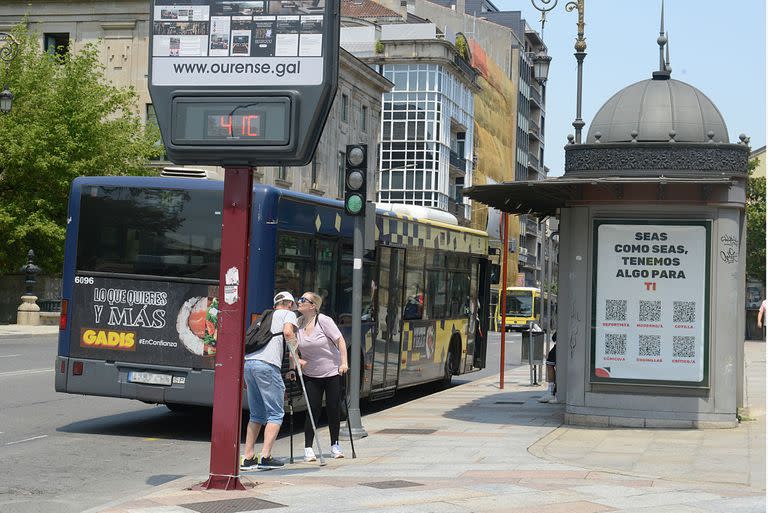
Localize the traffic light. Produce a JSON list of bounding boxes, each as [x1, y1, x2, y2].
[[344, 144, 367, 216]]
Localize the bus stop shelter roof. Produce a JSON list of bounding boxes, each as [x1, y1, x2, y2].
[[462, 176, 735, 217]]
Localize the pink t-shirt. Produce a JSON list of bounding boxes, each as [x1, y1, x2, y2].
[[298, 313, 343, 378]]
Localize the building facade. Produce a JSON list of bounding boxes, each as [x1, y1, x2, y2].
[[0, 1, 391, 200], [342, 22, 479, 223], [400, 0, 549, 287]]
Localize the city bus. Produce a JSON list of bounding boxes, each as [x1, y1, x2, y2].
[[55, 176, 491, 409], [496, 286, 541, 331]]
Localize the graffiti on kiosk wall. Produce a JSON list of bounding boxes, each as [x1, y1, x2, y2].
[[592, 222, 709, 385], [719, 234, 739, 264]]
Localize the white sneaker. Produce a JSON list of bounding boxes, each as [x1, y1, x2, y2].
[[331, 443, 344, 459], [538, 394, 555, 403], [548, 396, 560, 404], [304, 447, 316, 462]]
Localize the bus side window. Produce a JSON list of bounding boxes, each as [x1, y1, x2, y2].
[[314, 239, 337, 316], [403, 248, 425, 320], [337, 243, 375, 325], [276, 233, 314, 298]]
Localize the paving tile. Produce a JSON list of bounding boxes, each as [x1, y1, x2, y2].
[[592, 491, 724, 509], [690, 495, 768, 513]]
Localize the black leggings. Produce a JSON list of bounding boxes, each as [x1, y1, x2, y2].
[[303, 374, 342, 447]]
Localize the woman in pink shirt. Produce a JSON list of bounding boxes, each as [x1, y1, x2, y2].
[[296, 291, 349, 461]]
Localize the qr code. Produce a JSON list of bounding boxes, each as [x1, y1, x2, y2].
[[673, 336, 696, 358], [639, 300, 662, 322], [673, 301, 696, 323], [605, 333, 627, 355], [639, 335, 661, 356], [605, 299, 627, 321]]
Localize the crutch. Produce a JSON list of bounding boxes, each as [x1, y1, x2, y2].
[[288, 378, 295, 464], [285, 341, 327, 466], [340, 374, 357, 458]]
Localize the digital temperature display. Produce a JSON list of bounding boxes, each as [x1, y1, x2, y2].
[[206, 112, 263, 139], [172, 98, 290, 146]]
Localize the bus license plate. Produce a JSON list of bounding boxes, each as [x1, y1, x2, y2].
[[128, 371, 172, 386]]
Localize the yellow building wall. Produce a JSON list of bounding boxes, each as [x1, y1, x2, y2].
[[468, 38, 519, 287]]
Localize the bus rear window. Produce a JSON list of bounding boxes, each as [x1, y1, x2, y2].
[[76, 186, 222, 280]]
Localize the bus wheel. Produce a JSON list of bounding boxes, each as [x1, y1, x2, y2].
[[442, 337, 460, 388]]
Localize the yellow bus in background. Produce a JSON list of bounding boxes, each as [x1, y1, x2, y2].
[[496, 286, 540, 331]]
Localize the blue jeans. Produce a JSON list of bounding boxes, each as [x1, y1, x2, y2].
[[244, 359, 285, 425]]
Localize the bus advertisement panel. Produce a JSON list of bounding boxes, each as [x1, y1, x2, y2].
[[69, 276, 219, 369]]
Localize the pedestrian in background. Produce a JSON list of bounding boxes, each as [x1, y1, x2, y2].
[[296, 291, 349, 461], [758, 299, 767, 338], [538, 331, 557, 403], [241, 291, 299, 470]]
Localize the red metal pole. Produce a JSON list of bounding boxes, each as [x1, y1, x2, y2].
[[499, 213, 508, 389], [198, 167, 253, 491]]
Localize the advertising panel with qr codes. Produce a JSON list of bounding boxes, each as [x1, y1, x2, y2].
[[69, 275, 220, 370], [591, 221, 710, 386]]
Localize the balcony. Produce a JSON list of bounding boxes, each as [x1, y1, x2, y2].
[[447, 197, 470, 226], [528, 120, 540, 138], [453, 54, 478, 85], [527, 152, 539, 171], [449, 150, 468, 175], [530, 87, 542, 106]]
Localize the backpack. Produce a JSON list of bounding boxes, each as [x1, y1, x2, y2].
[[244, 309, 281, 354]]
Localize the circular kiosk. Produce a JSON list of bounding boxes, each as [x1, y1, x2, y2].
[[466, 46, 750, 428]]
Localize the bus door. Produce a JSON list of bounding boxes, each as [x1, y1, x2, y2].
[[473, 258, 491, 369], [370, 246, 404, 398]]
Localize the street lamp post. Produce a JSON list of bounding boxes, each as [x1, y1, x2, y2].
[[0, 32, 19, 114], [530, 0, 587, 143]]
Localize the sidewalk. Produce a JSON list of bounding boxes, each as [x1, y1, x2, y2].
[[91, 341, 765, 513], [0, 324, 59, 337]]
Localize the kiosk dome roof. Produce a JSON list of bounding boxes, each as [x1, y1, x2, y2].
[[586, 78, 729, 144]]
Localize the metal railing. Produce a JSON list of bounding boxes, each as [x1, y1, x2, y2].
[[528, 153, 539, 170], [528, 120, 540, 137], [453, 54, 478, 84], [530, 87, 542, 105], [449, 150, 467, 172], [447, 198, 468, 223]]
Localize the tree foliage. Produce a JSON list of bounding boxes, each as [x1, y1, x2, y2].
[[0, 24, 162, 275], [746, 157, 766, 283]]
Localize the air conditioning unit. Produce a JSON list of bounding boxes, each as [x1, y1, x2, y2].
[[520, 247, 529, 256]]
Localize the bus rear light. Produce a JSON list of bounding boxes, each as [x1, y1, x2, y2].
[[59, 299, 68, 331], [72, 361, 83, 376], [60, 360, 66, 374]]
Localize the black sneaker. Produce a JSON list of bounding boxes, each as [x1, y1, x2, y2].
[[257, 455, 284, 470], [240, 456, 259, 471]]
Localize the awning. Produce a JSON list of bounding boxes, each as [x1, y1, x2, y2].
[[463, 176, 736, 217]]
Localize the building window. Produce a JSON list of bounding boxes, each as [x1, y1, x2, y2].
[[341, 94, 348, 123], [338, 151, 346, 198], [361, 105, 368, 132], [44, 33, 70, 58]]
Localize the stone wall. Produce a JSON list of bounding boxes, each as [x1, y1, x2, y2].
[[0, 274, 62, 324]]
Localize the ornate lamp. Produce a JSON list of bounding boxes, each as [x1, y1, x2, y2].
[[0, 86, 12, 113]]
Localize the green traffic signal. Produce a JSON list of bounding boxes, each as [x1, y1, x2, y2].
[[345, 194, 364, 214]]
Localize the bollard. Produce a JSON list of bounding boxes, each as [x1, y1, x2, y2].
[[17, 250, 42, 326]]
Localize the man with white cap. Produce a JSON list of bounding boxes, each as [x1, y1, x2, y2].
[[241, 291, 299, 470]]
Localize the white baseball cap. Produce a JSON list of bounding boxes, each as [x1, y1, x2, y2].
[[273, 291, 296, 305]]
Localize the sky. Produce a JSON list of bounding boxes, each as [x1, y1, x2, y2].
[[495, 0, 767, 177]]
